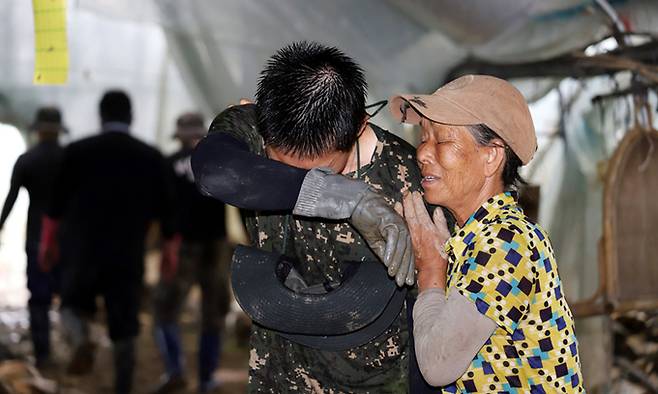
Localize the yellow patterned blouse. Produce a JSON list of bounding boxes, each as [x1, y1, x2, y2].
[[439, 192, 584, 393]]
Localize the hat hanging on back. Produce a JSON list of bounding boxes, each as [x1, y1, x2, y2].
[[30, 106, 67, 133], [231, 245, 407, 351], [174, 112, 206, 139], [389, 74, 537, 165]]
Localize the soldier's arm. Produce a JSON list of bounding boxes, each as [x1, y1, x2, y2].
[[192, 130, 415, 286], [39, 145, 77, 271], [156, 154, 179, 239], [0, 157, 25, 231], [157, 153, 182, 282], [191, 132, 308, 211], [191, 104, 308, 211]]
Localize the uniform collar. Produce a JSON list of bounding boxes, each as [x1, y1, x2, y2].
[[102, 122, 131, 134], [445, 191, 518, 259]]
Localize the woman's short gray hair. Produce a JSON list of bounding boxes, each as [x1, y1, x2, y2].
[[466, 124, 525, 189]]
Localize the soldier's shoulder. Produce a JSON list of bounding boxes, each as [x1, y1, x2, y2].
[[62, 135, 97, 157], [208, 105, 264, 154], [119, 134, 164, 160], [370, 123, 416, 157], [367, 124, 422, 192], [16, 148, 36, 163]]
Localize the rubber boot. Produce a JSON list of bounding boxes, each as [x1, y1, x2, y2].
[[61, 307, 91, 346], [61, 307, 95, 375], [28, 303, 51, 365], [113, 338, 136, 394], [198, 332, 221, 392]]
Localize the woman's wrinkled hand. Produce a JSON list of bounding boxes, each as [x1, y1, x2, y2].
[[402, 191, 450, 290]]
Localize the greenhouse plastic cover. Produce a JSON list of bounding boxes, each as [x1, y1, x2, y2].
[[1, 1, 658, 388]]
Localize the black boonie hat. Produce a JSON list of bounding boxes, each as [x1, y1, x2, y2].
[[231, 246, 406, 351], [30, 106, 67, 133], [173, 112, 206, 139]]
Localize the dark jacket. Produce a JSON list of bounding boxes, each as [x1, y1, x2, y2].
[[0, 140, 64, 249], [168, 148, 226, 242], [49, 128, 175, 267]]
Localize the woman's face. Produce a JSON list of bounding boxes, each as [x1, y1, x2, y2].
[[416, 119, 487, 208]]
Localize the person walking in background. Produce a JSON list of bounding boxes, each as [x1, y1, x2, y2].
[[0, 107, 65, 369], [39, 90, 179, 394], [152, 113, 230, 393]]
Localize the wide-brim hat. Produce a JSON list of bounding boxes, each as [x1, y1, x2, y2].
[[30, 106, 67, 133], [173, 112, 206, 139], [231, 245, 406, 351]]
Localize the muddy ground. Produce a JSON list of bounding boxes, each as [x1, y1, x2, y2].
[[0, 299, 250, 394]]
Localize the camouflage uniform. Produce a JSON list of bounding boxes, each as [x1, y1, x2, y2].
[[220, 121, 423, 393]]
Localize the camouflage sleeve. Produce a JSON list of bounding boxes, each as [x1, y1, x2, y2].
[[375, 125, 455, 299]]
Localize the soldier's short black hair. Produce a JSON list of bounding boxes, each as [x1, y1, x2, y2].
[[256, 41, 367, 158], [100, 90, 132, 124]]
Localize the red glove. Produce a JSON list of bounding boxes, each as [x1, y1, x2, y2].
[[160, 234, 182, 283], [38, 216, 60, 272]]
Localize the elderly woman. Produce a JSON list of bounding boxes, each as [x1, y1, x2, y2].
[[390, 75, 584, 393]]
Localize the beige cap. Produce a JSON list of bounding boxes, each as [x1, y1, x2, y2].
[[389, 75, 537, 165]]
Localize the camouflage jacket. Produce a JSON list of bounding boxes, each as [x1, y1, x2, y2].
[[222, 121, 423, 393]]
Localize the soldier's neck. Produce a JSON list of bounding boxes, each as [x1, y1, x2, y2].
[[342, 124, 377, 176]]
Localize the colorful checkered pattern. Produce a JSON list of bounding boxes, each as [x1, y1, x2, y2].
[[440, 192, 584, 393]]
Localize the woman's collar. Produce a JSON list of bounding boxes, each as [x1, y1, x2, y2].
[[445, 191, 518, 257]]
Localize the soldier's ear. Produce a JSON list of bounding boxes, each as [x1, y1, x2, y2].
[[358, 115, 368, 135]]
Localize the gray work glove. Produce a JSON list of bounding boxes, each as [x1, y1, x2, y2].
[[293, 167, 415, 287]]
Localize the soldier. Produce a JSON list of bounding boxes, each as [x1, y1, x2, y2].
[[192, 42, 430, 393], [0, 107, 65, 368], [152, 113, 230, 393], [40, 91, 178, 394]]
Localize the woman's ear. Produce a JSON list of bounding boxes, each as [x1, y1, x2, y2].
[[483, 140, 506, 178]]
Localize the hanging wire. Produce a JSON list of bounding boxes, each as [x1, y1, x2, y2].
[[593, 0, 630, 47], [364, 100, 387, 118], [354, 137, 361, 179]]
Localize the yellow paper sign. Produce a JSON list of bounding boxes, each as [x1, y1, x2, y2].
[[32, 0, 69, 85]]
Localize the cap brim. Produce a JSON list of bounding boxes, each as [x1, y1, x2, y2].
[[231, 246, 401, 336], [389, 94, 481, 126]]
